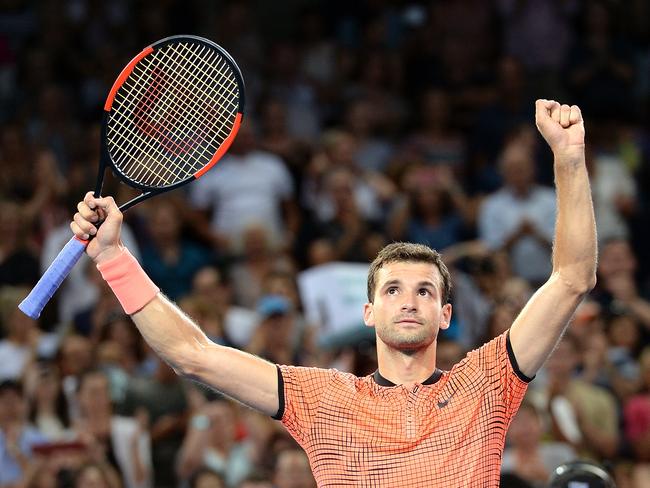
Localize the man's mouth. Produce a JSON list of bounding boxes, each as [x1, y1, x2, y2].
[[395, 317, 422, 325]]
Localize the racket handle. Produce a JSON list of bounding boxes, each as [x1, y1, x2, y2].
[[19, 236, 88, 319]]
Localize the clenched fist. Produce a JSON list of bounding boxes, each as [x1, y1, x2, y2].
[[535, 99, 585, 157]]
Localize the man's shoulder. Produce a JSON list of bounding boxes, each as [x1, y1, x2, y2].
[[447, 333, 509, 374]]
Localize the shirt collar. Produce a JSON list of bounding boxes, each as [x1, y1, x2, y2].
[[372, 368, 443, 387]]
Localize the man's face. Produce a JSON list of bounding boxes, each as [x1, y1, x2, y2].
[[599, 240, 636, 278], [363, 262, 451, 352], [78, 374, 111, 414], [0, 388, 25, 424], [500, 146, 535, 193]]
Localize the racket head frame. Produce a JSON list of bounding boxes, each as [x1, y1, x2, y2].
[[96, 34, 246, 211]]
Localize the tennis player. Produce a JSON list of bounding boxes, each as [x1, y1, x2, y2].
[[71, 99, 596, 486]]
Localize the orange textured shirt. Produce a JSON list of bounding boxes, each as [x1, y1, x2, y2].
[[274, 331, 531, 487]]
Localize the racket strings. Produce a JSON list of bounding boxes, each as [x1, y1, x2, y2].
[[111, 44, 237, 186], [129, 45, 235, 159], [107, 41, 240, 187], [129, 44, 237, 172], [114, 44, 238, 183]]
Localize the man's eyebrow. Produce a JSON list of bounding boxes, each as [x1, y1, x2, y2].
[[381, 279, 438, 289], [381, 279, 401, 288], [417, 280, 438, 290]]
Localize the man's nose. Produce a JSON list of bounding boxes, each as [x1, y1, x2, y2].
[[401, 300, 417, 312]]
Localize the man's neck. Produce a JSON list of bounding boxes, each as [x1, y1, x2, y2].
[[376, 341, 438, 387]]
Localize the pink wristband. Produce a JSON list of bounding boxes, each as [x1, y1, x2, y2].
[[97, 248, 160, 315]]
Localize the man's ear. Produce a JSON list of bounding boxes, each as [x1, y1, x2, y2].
[[363, 302, 375, 328], [439, 303, 452, 330]]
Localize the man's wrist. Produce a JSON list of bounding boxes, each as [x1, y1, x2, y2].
[[553, 145, 586, 165], [94, 244, 125, 265]]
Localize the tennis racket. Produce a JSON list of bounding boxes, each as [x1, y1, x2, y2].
[[19, 35, 245, 319]]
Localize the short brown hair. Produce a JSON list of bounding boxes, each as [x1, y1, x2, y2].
[[367, 242, 452, 304]]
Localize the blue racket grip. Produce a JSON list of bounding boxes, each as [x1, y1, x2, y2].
[[19, 236, 88, 319]]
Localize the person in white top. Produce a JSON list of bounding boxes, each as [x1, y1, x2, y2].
[[479, 141, 556, 285], [189, 121, 299, 252]]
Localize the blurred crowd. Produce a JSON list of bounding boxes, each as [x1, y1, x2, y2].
[[1, 0, 650, 487]]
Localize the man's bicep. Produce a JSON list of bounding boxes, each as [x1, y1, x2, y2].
[[188, 344, 280, 417], [508, 275, 584, 377]]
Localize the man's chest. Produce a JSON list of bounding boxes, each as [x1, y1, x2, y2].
[[310, 377, 495, 446]]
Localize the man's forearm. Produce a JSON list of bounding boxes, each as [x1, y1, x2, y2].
[[131, 294, 209, 372], [551, 149, 597, 293]]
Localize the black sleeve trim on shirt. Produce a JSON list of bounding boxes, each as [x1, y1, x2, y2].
[[272, 365, 285, 420], [506, 331, 535, 383]]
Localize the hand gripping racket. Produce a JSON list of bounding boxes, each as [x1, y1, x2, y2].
[[19, 35, 245, 319]]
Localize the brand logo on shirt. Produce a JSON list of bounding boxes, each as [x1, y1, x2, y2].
[[437, 389, 457, 408]]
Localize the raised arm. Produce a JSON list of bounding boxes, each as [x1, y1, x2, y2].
[[71, 193, 279, 416], [509, 100, 597, 378]]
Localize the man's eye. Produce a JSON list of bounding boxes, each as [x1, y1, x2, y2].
[[387, 287, 398, 295], [418, 289, 430, 296]]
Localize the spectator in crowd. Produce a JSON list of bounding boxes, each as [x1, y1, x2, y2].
[[258, 97, 310, 172], [95, 312, 149, 385], [228, 223, 295, 310], [265, 41, 323, 141], [72, 369, 152, 488], [117, 358, 189, 488], [0, 200, 40, 288], [236, 472, 273, 488], [394, 88, 467, 170], [537, 335, 619, 461], [566, 1, 636, 120], [0, 287, 59, 381], [177, 400, 252, 487], [0, 379, 47, 487], [73, 462, 122, 488], [312, 166, 384, 263], [272, 449, 316, 488], [470, 56, 536, 193], [188, 118, 299, 253], [594, 238, 650, 329], [247, 295, 301, 366], [140, 197, 213, 301], [388, 164, 470, 252], [605, 312, 645, 401], [342, 98, 394, 173], [261, 270, 318, 366], [188, 467, 227, 488], [625, 347, 650, 462], [23, 360, 69, 441], [497, 0, 579, 91], [502, 400, 576, 486], [304, 129, 394, 225], [587, 124, 638, 244], [56, 334, 94, 424], [478, 140, 556, 285], [190, 266, 258, 350]]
